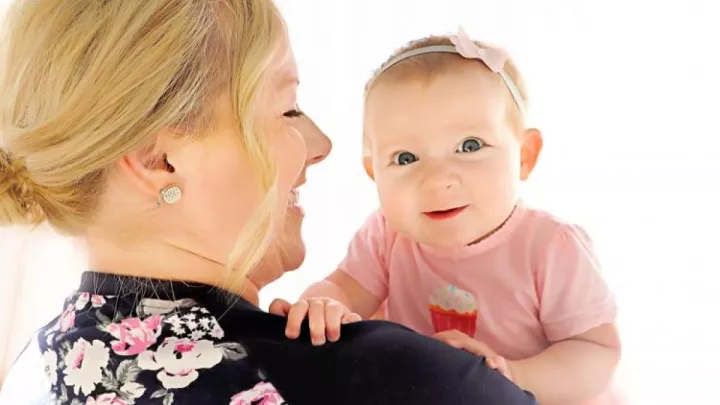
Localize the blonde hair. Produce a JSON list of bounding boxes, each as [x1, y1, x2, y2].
[[362, 35, 529, 159], [0, 0, 283, 277]]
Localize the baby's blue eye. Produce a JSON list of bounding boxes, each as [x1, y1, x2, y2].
[[394, 151, 418, 165], [457, 138, 485, 153]]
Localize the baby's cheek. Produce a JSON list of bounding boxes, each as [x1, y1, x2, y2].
[[377, 181, 416, 225], [377, 184, 399, 211], [377, 175, 408, 199]]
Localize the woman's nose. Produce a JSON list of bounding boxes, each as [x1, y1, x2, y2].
[[296, 115, 331, 165]]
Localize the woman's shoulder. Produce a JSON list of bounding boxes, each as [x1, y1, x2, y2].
[[225, 308, 538, 405], [20, 292, 288, 405]]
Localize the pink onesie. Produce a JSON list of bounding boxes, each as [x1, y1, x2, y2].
[[339, 202, 624, 405]]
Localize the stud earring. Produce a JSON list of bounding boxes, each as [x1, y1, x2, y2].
[[157, 185, 182, 206]]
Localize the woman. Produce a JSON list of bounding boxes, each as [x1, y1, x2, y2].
[[0, 1, 536, 404]]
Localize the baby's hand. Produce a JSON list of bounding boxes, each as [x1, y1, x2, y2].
[[434, 329, 516, 381], [269, 298, 362, 345]]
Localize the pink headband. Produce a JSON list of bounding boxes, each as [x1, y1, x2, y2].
[[370, 26, 526, 117]]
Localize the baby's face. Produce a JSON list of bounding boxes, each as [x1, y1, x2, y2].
[[364, 66, 525, 247]]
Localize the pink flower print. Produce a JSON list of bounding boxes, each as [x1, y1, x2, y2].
[[59, 304, 76, 332], [86, 393, 128, 405], [210, 326, 224, 339], [138, 337, 222, 389], [75, 293, 106, 310], [230, 382, 285, 405], [63, 339, 110, 396], [75, 292, 90, 310], [107, 315, 163, 356], [91, 295, 107, 308]]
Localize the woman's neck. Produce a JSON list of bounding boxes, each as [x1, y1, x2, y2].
[[84, 233, 261, 306]]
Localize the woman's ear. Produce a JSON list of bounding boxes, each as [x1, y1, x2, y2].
[[116, 129, 180, 199], [520, 128, 543, 181], [363, 156, 374, 180]]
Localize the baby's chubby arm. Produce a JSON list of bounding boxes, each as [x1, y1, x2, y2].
[[270, 270, 384, 345], [519, 223, 622, 404], [273, 209, 391, 345], [304, 270, 384, 318], [511, 322, 621, 405]]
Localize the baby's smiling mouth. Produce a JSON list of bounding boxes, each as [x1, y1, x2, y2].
[[423, 205, 468, 220]]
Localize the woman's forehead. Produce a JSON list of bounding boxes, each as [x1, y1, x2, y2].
[[270, 36, 299, 91]]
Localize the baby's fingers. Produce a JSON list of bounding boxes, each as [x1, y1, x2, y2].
[[269, 298, 291, 317], [285, 300, 310, 339], [487, 356, 513, 381], [341, 312, 362, 324], [324, 301, 347, 342], [434, 330, 498, 358], [308, 299, 327, 346]]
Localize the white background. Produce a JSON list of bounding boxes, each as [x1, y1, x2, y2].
[[1, 0, 719, 403]]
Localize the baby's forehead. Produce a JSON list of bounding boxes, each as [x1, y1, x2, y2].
[[368, 67, 508, 115], [367, 75, 507, 126]]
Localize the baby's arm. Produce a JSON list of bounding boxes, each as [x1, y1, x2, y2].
[[275, 271, 383, 345], [301, 270, 384, 319], [276, 210, 391, 344], [511, 224, 621, 405], [300, 210, 391, 320], [511, 323, 621, 405]]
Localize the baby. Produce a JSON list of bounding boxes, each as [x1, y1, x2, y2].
[[273, 27, 623, 405]]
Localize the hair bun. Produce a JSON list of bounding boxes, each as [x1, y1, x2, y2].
[[0, 148, 44, 225]]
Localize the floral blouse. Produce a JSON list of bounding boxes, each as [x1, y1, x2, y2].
[[1, 272, 537, 405]]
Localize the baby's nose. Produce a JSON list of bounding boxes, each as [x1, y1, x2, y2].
[[421, 168, 461, 192]]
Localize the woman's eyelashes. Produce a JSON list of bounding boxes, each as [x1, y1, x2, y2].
[[283, 108, 304, 118], [389, 137, 487, 166]]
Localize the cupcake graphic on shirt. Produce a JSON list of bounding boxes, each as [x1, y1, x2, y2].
[[428, 285, 478, 337]]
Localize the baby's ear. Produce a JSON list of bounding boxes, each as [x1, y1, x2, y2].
[[362, 156, 374, 180], [520, 128, 543, 180]]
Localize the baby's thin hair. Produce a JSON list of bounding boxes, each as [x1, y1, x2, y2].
[[367, 35, 529, 103], [362, 34, 530, 159]]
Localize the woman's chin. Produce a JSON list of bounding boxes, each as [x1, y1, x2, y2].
[[281, 240, 306, 271], [280, 205, 306, 270]]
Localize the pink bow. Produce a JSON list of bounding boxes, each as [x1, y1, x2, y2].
[[449, 26, 508, 72]]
